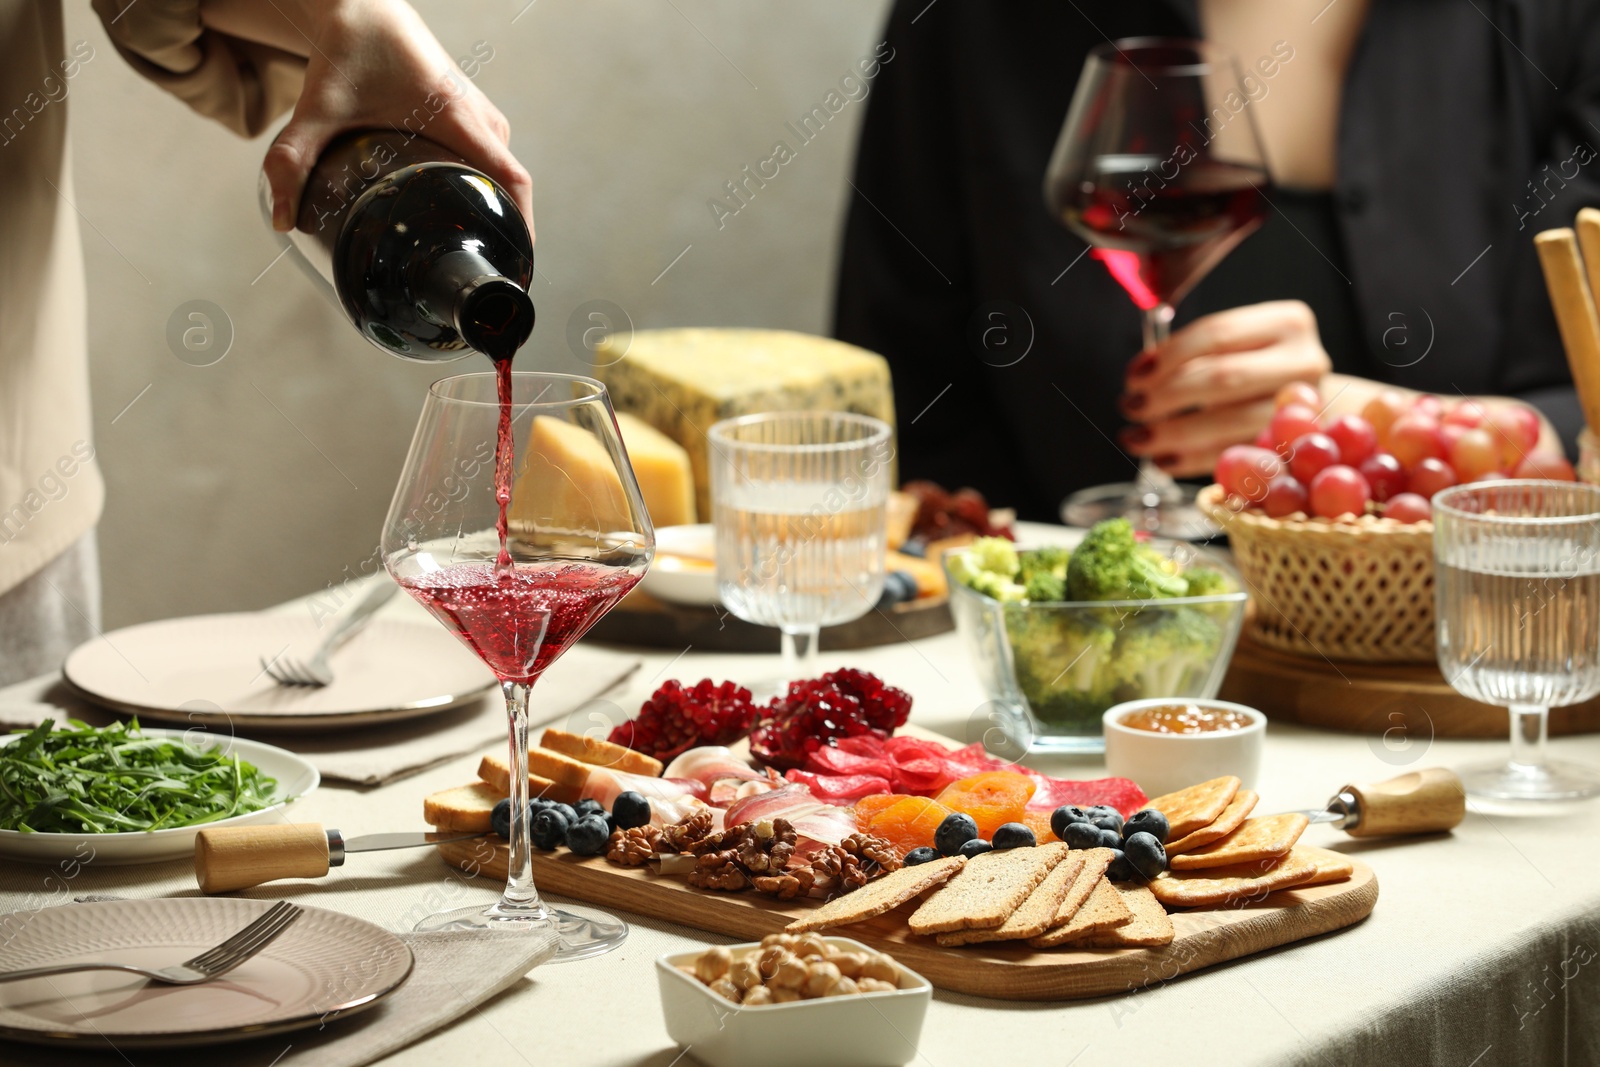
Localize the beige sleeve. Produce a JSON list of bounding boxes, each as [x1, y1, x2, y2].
[[91, 0, 306, 138]]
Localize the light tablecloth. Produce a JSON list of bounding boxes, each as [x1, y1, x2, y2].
[[2, 590, 1598, 1067]]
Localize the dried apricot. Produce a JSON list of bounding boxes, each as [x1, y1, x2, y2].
[[934, 772, 1036, 839], [852, 794, 901, 826], [1022, 810, 1058, 845], [864, 796, 953, 857]]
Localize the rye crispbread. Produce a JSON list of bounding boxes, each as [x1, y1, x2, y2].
[[935, 852, 1085, 946], [1029, 876, 1133, 947], [1146, 776, 1241, 838], [1048, 847, 1115, 927], [908, 843, 1068, 936], [1164, 789, 1259, 854], [784, 856, 965, 933], [539, 727, 663, 777], [422, 781, 502, 831], [1288, 845, 1355, 887], [1168, 812, 1309, 870], [1149, 851, 1318, 907], [1074, 885, 1175, 948]]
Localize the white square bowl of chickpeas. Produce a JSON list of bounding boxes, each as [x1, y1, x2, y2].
[[656, 934, 932, 1067]]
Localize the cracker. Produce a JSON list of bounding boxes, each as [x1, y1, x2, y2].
[[1149, 851, 1318, 907], [1146, 776, 1241, 838], [908, 843, 1068, 935], [1168, 813, 1309, 870], [936, 853, 1085, 946], [1164, 789, 1258, 855], [1048, 847, 1115, 927], [784, 856, 965, 933], [1028, 877, 1132, 948], [1074, 885, 1175, 948], [1289, 845, 1355, 887]]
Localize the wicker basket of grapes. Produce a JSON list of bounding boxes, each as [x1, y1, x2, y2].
[[1202, 386, 1575, 663]]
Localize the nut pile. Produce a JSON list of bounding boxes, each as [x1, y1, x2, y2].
[[683, 934, 904, 1005]]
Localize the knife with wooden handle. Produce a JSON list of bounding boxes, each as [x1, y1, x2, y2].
[[195, 823, 488, 894], [1289, 766, 1465, 838]]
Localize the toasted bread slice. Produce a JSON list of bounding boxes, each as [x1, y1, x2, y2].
[[476, 753, 581, 805], [422, 781, 502, 831], [1029, 877, 1133, 948], [785, 856, 966, 934], [539, 727, 663, 777], [908, 843, 1068, 936], [936, 853, 1084, 946]]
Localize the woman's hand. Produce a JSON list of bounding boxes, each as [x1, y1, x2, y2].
[[1118, 300, 1331, 477], [206, 0, 533, 235]]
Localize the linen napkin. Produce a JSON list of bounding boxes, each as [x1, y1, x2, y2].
[[0, 928, 560, 1067], [0, 644, 640, 787]]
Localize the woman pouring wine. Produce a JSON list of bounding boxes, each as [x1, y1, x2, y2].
[[835, 0, 1587, 530]]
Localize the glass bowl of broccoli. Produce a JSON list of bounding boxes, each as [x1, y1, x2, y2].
[[943, 519, 1248, 754]]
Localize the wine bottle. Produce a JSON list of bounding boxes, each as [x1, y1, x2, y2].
[[263, 130, 535, 362]]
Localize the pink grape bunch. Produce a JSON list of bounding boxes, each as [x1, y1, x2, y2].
[[1215, 382, 1575, 523]]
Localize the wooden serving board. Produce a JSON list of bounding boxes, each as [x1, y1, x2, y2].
[[435, 838, 1376, 1001], [586, 591, 953, 652], [1220, 631, 1600, 738]]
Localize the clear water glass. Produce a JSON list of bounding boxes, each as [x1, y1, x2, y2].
[[1434, 480, 1600, 803], [709, 412, 893, 677]]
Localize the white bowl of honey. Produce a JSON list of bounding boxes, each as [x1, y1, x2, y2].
[[1101, 698, 1265, 798]]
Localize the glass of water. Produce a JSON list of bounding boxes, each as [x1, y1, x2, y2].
[[1434, 480, 1600, 803], [709, 412, 893, 678]]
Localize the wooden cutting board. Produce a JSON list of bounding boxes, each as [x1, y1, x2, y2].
[[434, 840, 1376, 1001]]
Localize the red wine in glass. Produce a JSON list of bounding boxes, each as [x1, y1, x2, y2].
[[1044, 38, 1274, 539]]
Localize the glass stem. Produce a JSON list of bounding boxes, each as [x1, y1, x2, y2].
[[1507, 703, 1549, 771], [501, 680, 543, 910], [780, 625, 820, 680], [1136, 303, 1179, 498]]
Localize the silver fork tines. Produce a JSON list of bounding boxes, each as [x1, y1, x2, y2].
[[0, 900, 303, 985]]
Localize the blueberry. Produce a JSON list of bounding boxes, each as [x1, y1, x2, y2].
[[1063, 822, 1102, 850], [549, 803, 579, 826], [1050, 806, 1090, 839], [1123, 808, 1170, 845], [1106, 848, 1136, 882], [490, 798, 513, 840], [530, 808, 571, 851], [528, 797, 555, 815], [958, 838, 994, 858], [566, 814, 611, 856], [574, 798, 606, 819], [612, 791, 652, 831], [605, 813, 618, 835], [991, 822, 1036, 850], [904, 846, 940, 866], [1123, 832, 1167, 882], [934, 813, 980, 857], [1096, 827, 1124, 850], [1088, 808, 1124, 836]]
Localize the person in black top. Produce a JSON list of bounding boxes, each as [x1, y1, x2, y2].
[[835, 0, 1596, 522]]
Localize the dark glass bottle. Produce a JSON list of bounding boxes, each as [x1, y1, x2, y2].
[[266, 130, 535, 362]]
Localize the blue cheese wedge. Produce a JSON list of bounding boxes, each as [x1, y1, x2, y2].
[[596, 328, 897, 517]]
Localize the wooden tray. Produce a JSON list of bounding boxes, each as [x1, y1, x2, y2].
[[1220, 631, 1600, 738], [435, 840, 1376, 1001], [586, 591, 953, 652]]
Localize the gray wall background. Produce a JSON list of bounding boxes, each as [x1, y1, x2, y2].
[[63, 0, 892, 628]]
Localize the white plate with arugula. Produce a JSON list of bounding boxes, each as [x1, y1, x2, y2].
[[0, 721, 317, 865]]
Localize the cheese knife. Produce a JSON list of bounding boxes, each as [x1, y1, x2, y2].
[[1288, 766, 1465, 837], [195, 823, 489, 894]]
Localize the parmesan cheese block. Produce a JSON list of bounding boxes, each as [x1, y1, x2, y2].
[[596, 328, 896, 518], [615, 412, 696, 527], [509, 415, 634, 534]]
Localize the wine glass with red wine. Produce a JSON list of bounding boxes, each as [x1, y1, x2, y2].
[[382, 370, 653, 958], [1045, 38, 1273, 539]]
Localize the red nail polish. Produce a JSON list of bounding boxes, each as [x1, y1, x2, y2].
[[1129, 353, 1158, 379], [1122, 392, 1147, 412], [1120, 426, 1152, 448]]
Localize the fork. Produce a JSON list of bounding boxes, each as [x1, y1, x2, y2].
[[0, 900, 301, 985], [262, 578, 398, 687]]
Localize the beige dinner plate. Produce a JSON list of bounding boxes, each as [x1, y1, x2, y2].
[[64, 614, 496, 731], [0, 898, 413, 1048]]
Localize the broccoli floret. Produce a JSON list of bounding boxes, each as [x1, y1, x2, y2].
[[1017, 546, 1071, 583], [1004, 609, 1128, 728], [949, 549, 1026, 601], [969, 536, 1021, 579], [1023, 569, 1067, 602], [1181, 566, 1234, 597], [1066, 518, 1190, 601], [1116, 608, 1226, 697]]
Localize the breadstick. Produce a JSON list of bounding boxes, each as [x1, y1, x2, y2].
[[1533, 227, 1600, 436]]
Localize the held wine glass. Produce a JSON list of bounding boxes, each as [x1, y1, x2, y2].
[[1434, 480, 1600, 803], [383, 371, 653, 956], [709, 412, 893, 679], [1045, 38, 1274, 539]]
